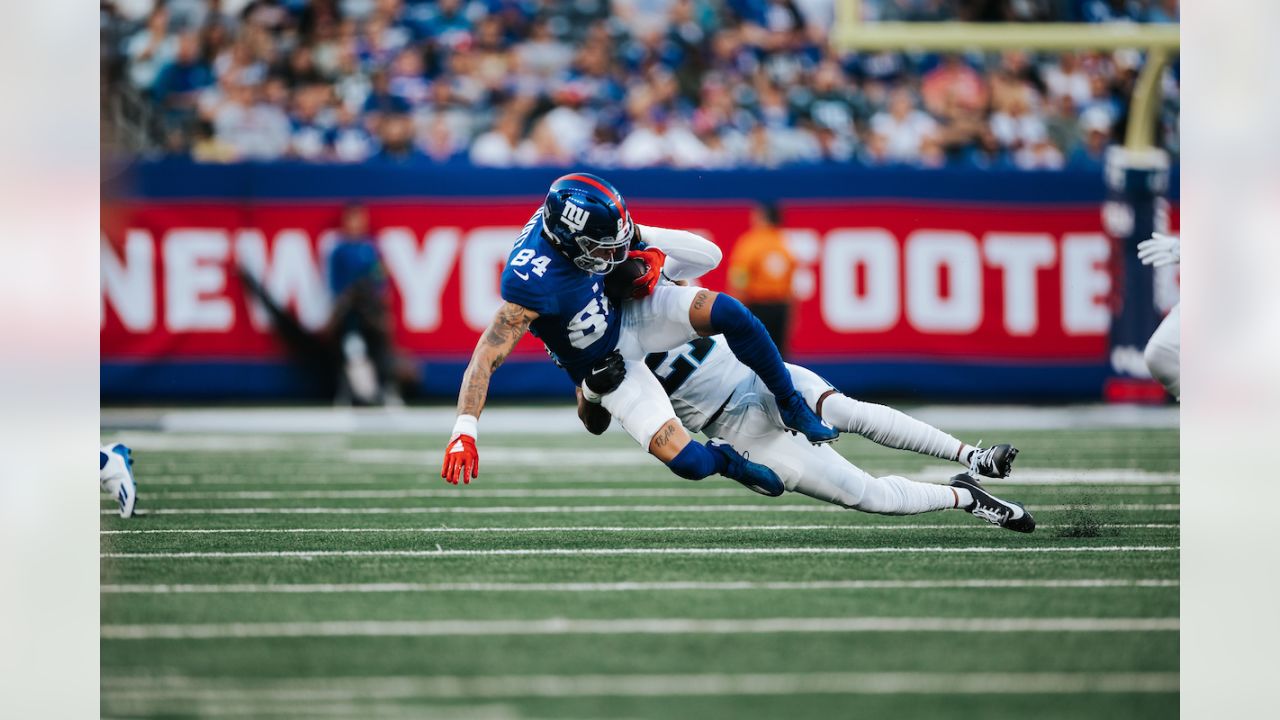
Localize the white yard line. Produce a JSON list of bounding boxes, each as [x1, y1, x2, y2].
[[131, 483, 1179, 500], [100, 578, 1179, 594], [100, 616, 1179, 640], [100, 545, 1177, 560], [102, 503, 1182, 516], [100, 523, 1178, 535], [100, 671, 1180, 698]]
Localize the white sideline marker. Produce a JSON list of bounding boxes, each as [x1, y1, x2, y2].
[[100, 545, 1178, 559], [100, 616, 1179, 640], [100, 671, 1180, 698], [101, 503, 1182, 516], [100, 578, 1180, 594]]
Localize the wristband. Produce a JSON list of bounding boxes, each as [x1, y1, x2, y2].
[[581, 381, 603, 404], [452, 414, 479, 439]]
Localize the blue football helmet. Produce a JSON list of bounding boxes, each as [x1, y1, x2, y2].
[[541, 172, 635, 275]]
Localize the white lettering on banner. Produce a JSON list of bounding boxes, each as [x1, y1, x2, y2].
[[101, 230, 156, 331], [164, 230, 234, 332], [905, 231, 982, 333], [462, 228, 521, 331], [983, 233, 1056, 336], [821, 229, 899, 332], [784, 229, 820, 301], [380, 227, 458, 332], [1060, 233, 1111, 335], [235, 230, 330, 332]]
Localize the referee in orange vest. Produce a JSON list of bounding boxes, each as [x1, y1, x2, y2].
[[727, 202, 796, 357]]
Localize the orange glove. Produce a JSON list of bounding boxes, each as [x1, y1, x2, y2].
[[441, 434, 479, 485], [627, 247, 666, 299]]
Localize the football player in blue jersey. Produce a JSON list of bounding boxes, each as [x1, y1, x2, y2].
[[441, 172, 836, 495]]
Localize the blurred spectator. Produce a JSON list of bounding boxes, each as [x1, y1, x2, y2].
[[921, 54, 988, 116], [372, 112, 428, 163], [470, 111, 524, 167], [870, 88, 938, 163], [727, 202, 796, 356], [126, 6, 178, 90], [152, 31, 215, 122], [1068, 106, 1114, 169], [213, 80, 291, 160], [1013, 123, 1065, 169]]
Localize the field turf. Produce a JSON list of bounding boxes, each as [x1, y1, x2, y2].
[[101, 421, 1178, 719]]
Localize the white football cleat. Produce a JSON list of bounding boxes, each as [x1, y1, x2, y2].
[[100, 443, 138, 518]]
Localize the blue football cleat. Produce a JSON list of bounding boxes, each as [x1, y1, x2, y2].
[[100, 443, 138, 519], [707, 440, 785, 497], [776, 391, 838, 445]]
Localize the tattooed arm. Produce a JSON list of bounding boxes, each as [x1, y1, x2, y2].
[[457, 302, 538, 418], [442, 302, 538, 484]]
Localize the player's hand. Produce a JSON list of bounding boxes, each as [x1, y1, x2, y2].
[[441, 434, 479, 484], [627, 247, 666, 299], [1137, 233, 1180, 268], [582, 349, 626, 402]]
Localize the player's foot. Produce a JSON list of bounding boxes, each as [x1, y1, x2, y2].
[[950, 472, 1034, 533], [100, 443, 138, 519], [707, 440, 785, 497], [776, 391, 838, 445], [968, 442, 1019, 479]]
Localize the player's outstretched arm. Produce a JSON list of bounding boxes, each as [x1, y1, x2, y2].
[[442, 302, 538, 484]]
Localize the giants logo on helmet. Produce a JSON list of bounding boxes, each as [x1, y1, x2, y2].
[[560, 200, 590, 234]]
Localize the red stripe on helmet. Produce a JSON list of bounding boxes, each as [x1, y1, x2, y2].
[[562, 173, 628, 216]]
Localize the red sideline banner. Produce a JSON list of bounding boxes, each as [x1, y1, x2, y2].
[[101, 200, 1115, 362]]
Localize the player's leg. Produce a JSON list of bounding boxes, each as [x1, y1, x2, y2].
[[644, 287, 835, 444], [1144, 303, 1180, 400], [600, 358, 784, 496], [788, 363, 1017, 479], [100, 443, 137, 519], [719, 425, 1034, 530]]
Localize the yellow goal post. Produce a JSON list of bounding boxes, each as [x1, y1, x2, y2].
[[831, 0, 1180, 150]]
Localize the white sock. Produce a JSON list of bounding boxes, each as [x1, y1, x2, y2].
[[819, 394, 968, 463], [951, 486, 973, 509]]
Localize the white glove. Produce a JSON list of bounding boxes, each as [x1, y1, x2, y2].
[[1137, 233, 1180, 268]]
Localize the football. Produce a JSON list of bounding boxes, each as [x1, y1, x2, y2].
[[603, 255, 648, 303]]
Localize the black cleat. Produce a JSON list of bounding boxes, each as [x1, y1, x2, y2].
[[968, 443, 1018, 479], [777, 391, 839, 445], [950, 472, 1035, 533], [707, 440, 785, 497]]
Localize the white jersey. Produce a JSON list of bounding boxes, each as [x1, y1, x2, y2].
[[645, 335, 752, 433]]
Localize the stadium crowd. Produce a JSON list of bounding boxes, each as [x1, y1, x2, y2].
[[101, 0, 1179, 170]]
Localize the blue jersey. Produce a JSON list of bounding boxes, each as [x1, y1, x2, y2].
[[499, 211, 622, 383]]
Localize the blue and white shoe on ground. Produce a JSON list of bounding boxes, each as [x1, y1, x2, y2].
[[707, 440, 785, 497], [100, 443, 137, 519]]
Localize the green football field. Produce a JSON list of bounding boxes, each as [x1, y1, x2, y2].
[[100, 417, 1179, 719]]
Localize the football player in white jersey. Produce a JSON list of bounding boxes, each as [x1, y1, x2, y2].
[[1137, 232, 1180, 400], [576, 337, 1034, 532]]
